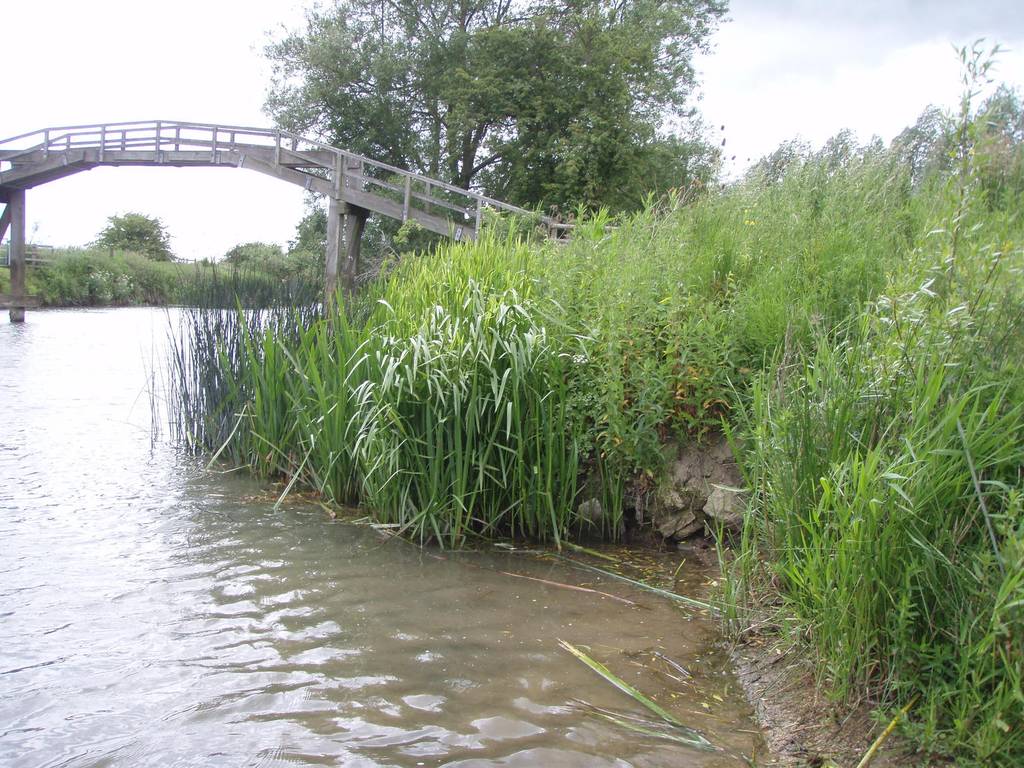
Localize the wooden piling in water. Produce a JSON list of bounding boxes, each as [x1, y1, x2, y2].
[[6, 188, 26, 323], [324, 201, 369, 308]]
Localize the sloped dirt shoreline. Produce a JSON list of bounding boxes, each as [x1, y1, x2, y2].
[[729, 630, 918, 768]]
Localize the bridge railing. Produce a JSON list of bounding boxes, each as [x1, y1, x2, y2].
[[0, 120, 574, 240], [1, 243, 54, 267]]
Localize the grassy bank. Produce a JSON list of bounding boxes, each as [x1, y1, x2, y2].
[[168, 77, 1022, 763], [172, 146, 928, 541], [0, 246, 320, 307], [718, 72, 1023, 764], [724, 141, 1023, 762]]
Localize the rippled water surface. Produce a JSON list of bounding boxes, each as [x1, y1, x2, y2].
[[1, 308, 764, 767]]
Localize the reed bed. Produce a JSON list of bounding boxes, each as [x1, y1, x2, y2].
[[164, 123, 1001, 548]]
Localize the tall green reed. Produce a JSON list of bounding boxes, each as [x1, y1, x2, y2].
[[169, 231, 584, 545], [355, 284, 579, 546]]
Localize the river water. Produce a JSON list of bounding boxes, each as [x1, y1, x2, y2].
[[1, 308, 764, 767]]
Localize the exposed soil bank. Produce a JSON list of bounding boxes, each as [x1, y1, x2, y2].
[[728, 621, 922, 768], [670, 534, 917, 768], [640, 439, 915, 768]]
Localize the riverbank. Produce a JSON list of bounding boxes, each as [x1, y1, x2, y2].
[[168, 91, 1022, 765], [170, 146, 923, 543], [0, 247, 319, 307]]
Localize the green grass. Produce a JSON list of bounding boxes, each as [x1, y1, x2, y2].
[[167, 140, 948, 546], [721, 80, 1024, 764]]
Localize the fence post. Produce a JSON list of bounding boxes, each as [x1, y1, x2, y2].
[[402, 176, 411, 221]]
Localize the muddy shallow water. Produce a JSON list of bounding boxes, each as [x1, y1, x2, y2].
[[1, 308, 765, 767]]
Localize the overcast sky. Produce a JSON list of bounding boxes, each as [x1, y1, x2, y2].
[[1, 1, 1021, 260], [696, 1, 1024, 175]]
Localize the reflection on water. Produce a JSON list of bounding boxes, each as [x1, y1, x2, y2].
[[0, 308, 764, 767]]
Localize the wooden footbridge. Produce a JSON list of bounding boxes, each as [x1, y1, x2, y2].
[[0, 120, 568, 321]]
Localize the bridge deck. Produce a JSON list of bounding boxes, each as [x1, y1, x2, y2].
[[0, 120, 570, 241]]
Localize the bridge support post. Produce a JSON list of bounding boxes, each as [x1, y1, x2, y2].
[[324, 200, 370, 310], [7, 188, 26, 323], [343, 205, 370, 298], [324, 198, 343, 309]]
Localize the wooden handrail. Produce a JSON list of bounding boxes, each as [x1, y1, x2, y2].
[[0, 120, 570, 237]]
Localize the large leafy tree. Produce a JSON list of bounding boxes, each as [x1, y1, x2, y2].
[[94, 213, 173, 261], [266, 0, 724, 212], [223, 241, 284, 265]]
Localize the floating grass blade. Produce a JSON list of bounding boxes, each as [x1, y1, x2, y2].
[[556, 556, 718, 613], [563, 541, 620, 562], [591, 710, 716, 750], [651, 650, 691, 679], [497, 570, 639, 607], [558, 639, 714, 750]]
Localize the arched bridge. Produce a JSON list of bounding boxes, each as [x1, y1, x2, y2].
[[0, 120, 568, 321]]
